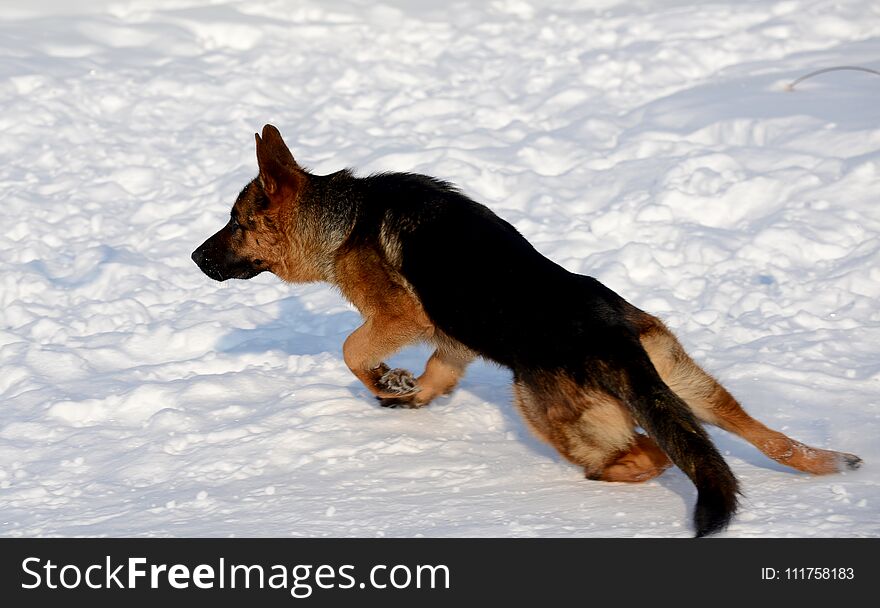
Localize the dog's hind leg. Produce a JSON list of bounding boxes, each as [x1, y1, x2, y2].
[[514, 369, 738, 536], [638, 316, 862, 474], [512, 375, 668, 482], [599, 434, 672, 482]]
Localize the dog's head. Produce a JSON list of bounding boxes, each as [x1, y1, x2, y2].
[[192, 124, 304, 282]]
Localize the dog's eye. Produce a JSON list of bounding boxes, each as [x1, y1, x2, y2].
[[230, 217, 243, 233]]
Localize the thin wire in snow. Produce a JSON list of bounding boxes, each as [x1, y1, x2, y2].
[[785, 65, 880, 91]]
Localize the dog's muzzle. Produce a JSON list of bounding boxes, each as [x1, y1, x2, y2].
[[191, 243, 264, 282], [191, 247, 228, 281]]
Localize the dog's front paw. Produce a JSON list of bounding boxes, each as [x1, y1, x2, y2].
[[376, 368, 419, 395]]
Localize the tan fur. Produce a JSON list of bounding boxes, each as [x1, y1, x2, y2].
[[513, 380, 555, 446], [229, 182, 327, 283], [514, 376, 638, 478], [599, 434, 672, 483], [378, 221, 404, 268], [334, 247, 434, 398], [412, 334, 475, 406], [639, 322, 722, 425], [639, 315, 856, 474]]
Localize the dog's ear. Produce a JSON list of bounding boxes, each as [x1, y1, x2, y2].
[[255, 124, 299, 198]]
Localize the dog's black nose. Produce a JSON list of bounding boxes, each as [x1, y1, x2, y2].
[[191, 249, 204, 266]]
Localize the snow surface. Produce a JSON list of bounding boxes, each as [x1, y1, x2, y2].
[[1, 0, 878, 538]]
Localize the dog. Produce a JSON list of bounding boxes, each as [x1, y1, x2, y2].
[[192, 124, 862, 537]]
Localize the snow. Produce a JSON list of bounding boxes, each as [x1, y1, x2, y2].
[[1, 0, 878, 537]]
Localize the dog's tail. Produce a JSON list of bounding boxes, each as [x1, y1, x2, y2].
[[622, 365, 739, 537]]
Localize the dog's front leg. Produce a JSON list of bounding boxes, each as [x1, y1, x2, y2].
[[378, 343, 475, 409], [342, 315, 429, 404]]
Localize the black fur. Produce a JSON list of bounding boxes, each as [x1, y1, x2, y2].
[[348, 172, 740, 536]]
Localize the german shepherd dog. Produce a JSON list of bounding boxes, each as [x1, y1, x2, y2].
[[192, 125, 862, 537]]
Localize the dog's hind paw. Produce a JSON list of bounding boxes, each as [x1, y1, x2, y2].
[[841, 453, 863, 470], [377, 368, 419, 395], [377, 395, 425, 409]]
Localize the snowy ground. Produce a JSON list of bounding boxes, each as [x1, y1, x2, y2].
[[1, 0, 878, 537]]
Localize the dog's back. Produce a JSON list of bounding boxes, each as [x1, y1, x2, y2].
[[359, 172, 630, 364]]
